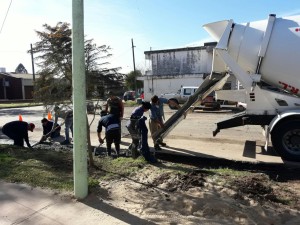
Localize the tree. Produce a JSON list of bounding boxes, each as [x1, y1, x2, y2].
[[125, 70, 143, 91], [29, 22, 125, 166], [29, 22, 124, 102]]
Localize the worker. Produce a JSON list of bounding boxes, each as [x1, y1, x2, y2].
[[140, 91, 144, 99], [54, 105, 73, 145], [1, 121, 35, 148], [149, 95, 180, 150], [104, 91, 124, 121], [137, 115, 157, 163], [126, 101, 152, 158], [41, 118, 61, 138], [97, 112, 121, 157]]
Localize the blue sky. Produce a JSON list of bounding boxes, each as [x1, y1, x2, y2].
[[0, 0, 300, 74]]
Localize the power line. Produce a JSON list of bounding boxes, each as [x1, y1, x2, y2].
[[109, 47, 132, 63], [0, 0, 13, 35]]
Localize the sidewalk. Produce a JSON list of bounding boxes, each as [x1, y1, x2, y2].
[[0, 181, 154, 225]]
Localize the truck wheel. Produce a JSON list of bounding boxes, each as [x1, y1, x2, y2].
[[271, 120, 300, 162]]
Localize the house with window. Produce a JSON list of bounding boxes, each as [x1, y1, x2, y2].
[[0, 68, 38, 100]]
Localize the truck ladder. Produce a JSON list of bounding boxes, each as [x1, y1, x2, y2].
[[153, 73, 230, 142]]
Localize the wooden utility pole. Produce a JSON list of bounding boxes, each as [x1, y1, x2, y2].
[[131, 38, 137, 96], [30, 44, 35, 82], [30, 43, 36, 96]]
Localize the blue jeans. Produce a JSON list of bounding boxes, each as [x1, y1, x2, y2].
[[65, 117, 73, 141], [138, 117, 157, 163]]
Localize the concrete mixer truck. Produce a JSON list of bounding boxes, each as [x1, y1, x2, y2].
[[153, 14, 300, 162], [203, 14, 300, 162]]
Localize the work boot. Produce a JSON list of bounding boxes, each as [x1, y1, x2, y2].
[[159, 142, 167, 147], [60, 140, 71, 145], [154, 144, 162, 151], [157, 138, 166, 147]]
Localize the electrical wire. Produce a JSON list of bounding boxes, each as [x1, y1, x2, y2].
[[109, 47, 132, 63], [0, 0, 13, 35]]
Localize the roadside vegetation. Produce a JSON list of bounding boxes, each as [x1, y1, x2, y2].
[[0, 102, 42, 109], [0, 144, 246, 192], [0, 144, 149, 191]]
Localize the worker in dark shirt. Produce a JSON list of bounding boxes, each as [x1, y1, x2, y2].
[[41, 118, 61, 138], [97, 113, 121, 157], [126, 101, 152, 158], [2, 121, 35, 148], [105, 91, 124, 120]]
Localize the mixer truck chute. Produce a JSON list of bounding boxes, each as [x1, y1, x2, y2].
[[203, 14, 300, 162]]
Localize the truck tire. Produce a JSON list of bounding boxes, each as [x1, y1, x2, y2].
[[271, 120, 300, 162], [168, 98, 179, 110]]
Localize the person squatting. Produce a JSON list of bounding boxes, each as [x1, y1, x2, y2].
[[2, 121, 35, 149], [97, 112, 121, 157]]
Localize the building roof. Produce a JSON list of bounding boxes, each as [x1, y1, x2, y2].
[[0, 72, 39, 79], [144, 42, 217, 55], [144, 46, 207, 55], [9, 73, 39, 79]]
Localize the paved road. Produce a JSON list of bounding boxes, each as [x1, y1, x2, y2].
[[0, 105, 297, 166]]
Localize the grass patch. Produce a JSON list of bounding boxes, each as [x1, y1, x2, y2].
[[209, 167, 252, 176], [0, 143, 217, 192], [94, 156, 148, 180], [0, 144, 149, 191], [123, 100, 139, 107], [0, 145, 73, 191], [0, 102, 42, 109]]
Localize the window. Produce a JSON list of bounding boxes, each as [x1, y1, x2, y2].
[[183, 88, 192, 95]]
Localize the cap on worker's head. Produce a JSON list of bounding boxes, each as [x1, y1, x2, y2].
[[142, 101, 151, 110], [29, 123, 35, 132], [41, 118, 48, 123]]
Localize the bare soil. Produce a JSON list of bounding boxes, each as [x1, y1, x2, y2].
[[27, 140, 300, 224], [43, 142, 299, 225], [99, 155, 300, 225]]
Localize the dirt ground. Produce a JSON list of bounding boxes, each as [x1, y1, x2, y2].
[[95, 107, 300, 224], [30, 140, 300, 225], [1, 105, 300, 224], [95, 163, 300, 225]]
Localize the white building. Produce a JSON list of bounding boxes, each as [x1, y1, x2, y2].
[[140, 43, 239, 101], [140, 43, 215, 101]]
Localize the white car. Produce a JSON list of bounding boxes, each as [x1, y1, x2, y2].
[[237, 102, 247, 111]]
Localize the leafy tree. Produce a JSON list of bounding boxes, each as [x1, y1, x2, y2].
[[29, 22, 124, 103], [29, 22, 125, 166], [125, 70, 143, 90]]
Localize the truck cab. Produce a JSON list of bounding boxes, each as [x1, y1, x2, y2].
[[161, 86, 198, 104]]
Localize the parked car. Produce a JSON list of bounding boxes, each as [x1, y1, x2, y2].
[[123, 91, 135, 101], [237, 102, 247, 111]]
